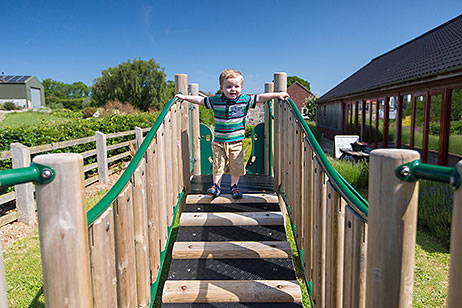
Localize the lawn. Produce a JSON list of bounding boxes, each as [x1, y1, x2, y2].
[[0, 110, 72, 128]]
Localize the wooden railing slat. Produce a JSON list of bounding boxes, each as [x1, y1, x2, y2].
[[114, 185, 137, 307], [133, 159, 150, 307], [89, 207, 118, 308], [157, 124, 168, 251]]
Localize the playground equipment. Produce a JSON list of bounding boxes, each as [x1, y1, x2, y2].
[[0, 73, 461, 307]]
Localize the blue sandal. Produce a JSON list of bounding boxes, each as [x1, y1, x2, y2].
[[231, 184, 243, 199], [207, 183, 221, 197]]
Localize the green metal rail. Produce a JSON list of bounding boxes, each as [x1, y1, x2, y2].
[[397, 159, 461, 188], [87, 97, 179, 225], [0, 162, 55, 187], [284, 98, 369, 219]]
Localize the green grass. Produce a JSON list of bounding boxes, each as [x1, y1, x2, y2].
[[4, 231, 44, 308], [0, 110, 72, 128], [285, 216, 311, 307], [413, 230, 450, 307]]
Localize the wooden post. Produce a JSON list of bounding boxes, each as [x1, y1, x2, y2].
[[303, 143, 314, 280], [264, 82, 274, 176], [189, 83, 201, 176], [114, 185, 137, 307], [89, 208, 118, 308], [135, 126, 144, 149], [175, 74, 189, 194], [0, 236, 8, 308], [274, 72, 287, 191], [33, 153, 92, 308], [366, 149, 419, 308], [132, 159, 150, 307], [96, 131, 108, 183], [10, 143, 36, 225], [146, 143, 160, 283], [156, 125, 168, 250], [448, 160, 462, 307]]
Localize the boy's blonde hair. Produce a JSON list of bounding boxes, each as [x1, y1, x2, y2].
[[219, 69, 243, 87]]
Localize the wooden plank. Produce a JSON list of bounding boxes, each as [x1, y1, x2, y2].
[[186, 193, 278, 204], [162, 280, 302, 303], [83, 162, 98, 172], [179, 212, 283, 227], [164, 113, 174, 225], [0, 191, 16, 206], [107, 140, 132, 151], [343, 207, 354, 308], [0, 235, 8, 308], [132, 159, 150, 307], [113, 185, 137, 307], [146, 144, 160, 284], [312, 158, 326, 308], [107, 151, 130, 164], [329, 185, 345, 308], [294, 125, 303, 243], [0, 212, 18, 228], [448, 160, 462, 308], [106, 130, 135, 139], [80, 149, 97, 158], [0, 150, 12, 161], [89, 207, 118, 308], [156, 125, 168, 250], [170, 104, 179, 206], [303, 143, 314, 280], [30, 135, 96, 154], [172, 241, 291, 259]]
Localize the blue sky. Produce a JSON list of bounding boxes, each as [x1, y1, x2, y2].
[[1, 0, 462, 97]]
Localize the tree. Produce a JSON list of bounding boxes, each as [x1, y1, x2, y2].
[[92, 58, 174, 111], [42, 78, 91, 98], [287, 76, 311, 91], [303, 95, 317, 120]]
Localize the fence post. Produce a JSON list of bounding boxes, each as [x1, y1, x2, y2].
[[135, 126, 144, 150], [95, 131, 108, 183], [10, 143, 36, 225], [189, 83, 201, 176], [448, 160, 462, 307], [0, 236, 8, 308], [175, 73, 190, 193], [264, 82, 274, 176], [274, 72, 287, 191], [33, 153, 92, 308], [366, 149, 419, 308]]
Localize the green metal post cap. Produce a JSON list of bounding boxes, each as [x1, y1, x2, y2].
[[396, 159, 461, 189], [0, 162, 55, 187]]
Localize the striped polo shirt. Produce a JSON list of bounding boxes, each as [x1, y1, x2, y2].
[[204, 94, 257, 143]]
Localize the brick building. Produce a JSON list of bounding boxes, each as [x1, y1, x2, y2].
[[287, 81, 315, 113]]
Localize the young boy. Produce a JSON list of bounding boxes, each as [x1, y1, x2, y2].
[[176, 69, 289, 199]]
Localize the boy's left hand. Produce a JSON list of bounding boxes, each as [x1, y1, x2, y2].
[[277, 92, 290, 101]]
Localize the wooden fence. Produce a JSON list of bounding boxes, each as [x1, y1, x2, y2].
[[272, 72, 462, 308], [0, 74, 196, 307], [0, 126, 151, 227]]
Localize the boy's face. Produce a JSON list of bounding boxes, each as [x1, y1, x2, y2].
[[221, 77, 243, 100]]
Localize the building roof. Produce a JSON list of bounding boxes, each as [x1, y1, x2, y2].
[[1, 75, 34, 83], [317, 14, 462, 103]]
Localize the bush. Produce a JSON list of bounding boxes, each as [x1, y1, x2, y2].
[[329, 158, 369, 191], [199, 105, 214, 127], [82, 107, 97, 118], [2, 102, 17, 111], [418, 180, 453, 248], [100, 100, 140, 117], [51, 109, 82, 119], [0, 111, 160, 171], [245, 124, 255, 138], [45, 97, 85, 111]]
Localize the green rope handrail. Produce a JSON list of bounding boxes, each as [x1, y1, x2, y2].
[[283, 98, 369, 219], [87, 97, 179, 225]]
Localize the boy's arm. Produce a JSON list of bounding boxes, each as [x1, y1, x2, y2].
[[175, 94, 205, 105], [255, 92, 290, 104]]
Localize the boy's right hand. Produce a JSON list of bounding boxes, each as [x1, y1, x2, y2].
[[175, 94, 186, 100]]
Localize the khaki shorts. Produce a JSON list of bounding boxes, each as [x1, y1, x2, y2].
[[212, 141, 245, 176]]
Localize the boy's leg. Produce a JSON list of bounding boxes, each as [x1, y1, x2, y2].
[[230, 175, 240, 187], [229, 141, 244, 199], [213, 174, 223, 187]]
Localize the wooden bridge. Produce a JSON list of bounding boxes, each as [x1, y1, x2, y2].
[[0, 73, 462, 308]]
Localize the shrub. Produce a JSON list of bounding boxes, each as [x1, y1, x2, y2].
[[329, 158, 369, 191], [199, 105, 214, 127], [45, 97, 85, 111], [51, 109, 82, 119], [417, 180, 453, 248], [2, 102, 17, 111], [245, 124, 255, 138], [82, 107, 97, 118], [100, 100, 140, 117]]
